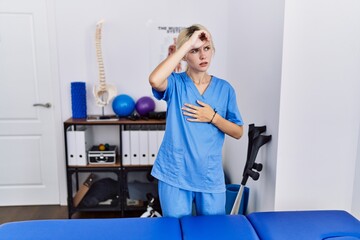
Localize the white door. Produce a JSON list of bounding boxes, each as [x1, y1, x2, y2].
[[0, 0, 60, 205]]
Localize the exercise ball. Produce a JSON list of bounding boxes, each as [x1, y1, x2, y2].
[[112, 94, 135, 117], [136, 96, 155, 116]]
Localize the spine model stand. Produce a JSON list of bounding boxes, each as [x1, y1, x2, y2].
[[93, 20, 117, 108]]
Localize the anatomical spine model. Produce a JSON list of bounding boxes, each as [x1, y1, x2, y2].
[[93, 19, 117, 107]]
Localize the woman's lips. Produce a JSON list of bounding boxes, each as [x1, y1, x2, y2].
[[199, 62, 208, 67]]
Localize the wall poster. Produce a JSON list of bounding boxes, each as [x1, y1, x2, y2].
[[149, 25, 187, 73]]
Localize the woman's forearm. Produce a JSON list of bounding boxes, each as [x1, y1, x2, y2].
[[211, 114, 243, 139], [149, 41, 192, 92]]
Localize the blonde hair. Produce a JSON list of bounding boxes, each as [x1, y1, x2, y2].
[[176, 24, 215, 52]]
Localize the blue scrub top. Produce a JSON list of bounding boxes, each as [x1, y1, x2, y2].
[[151, 72, 243, 193]]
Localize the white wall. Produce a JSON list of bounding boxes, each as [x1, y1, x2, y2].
[[225, 0, 285, 212], [276, 0, 360, 213], [352, 124, 360, 218], [54, 0, 229, 119], [225, 0, 360, 216]]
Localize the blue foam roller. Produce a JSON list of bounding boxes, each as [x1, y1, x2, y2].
[[71, 82, 87, 119]]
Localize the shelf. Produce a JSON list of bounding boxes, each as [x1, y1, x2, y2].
[[124, 205, 147, 211], [74, 205, 121, 212], [68, 162, 121, 169], [64, 118, 166, 126], [68, 163, 154, 170], [64, 117, 165, 218], [122, 165, 153, 169]]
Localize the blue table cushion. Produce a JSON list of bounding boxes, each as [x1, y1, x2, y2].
[[180, 214, 260, 240], [323, 237, 360, 240], [247, 210, 360, 240], [0, 217, 181, 240]]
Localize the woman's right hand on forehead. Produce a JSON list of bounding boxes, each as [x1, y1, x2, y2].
[[189, 30, 210, 49]]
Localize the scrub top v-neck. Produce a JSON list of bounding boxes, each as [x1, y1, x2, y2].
[[185, 73, 213, 98], [151, 72, 243, 193]]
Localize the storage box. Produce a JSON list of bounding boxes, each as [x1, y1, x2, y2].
[[88, 145, 117, 164]]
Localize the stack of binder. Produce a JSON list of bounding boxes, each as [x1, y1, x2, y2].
[[66, 126, 93, 166], [121, 125, 165, 166]]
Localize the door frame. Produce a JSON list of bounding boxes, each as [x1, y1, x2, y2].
[[46, 0, 66, 205]]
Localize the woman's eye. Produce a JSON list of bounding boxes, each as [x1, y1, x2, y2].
[[204, 46, 211, 51], [190, 49, 198, 54]]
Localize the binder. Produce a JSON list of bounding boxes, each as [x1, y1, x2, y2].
[[130, 130, 140, 165], [139, 130, 149, 165], [148, 130, 157, 165], [66, 127, 77, 166], [66, 126, 92, 166], [75, 126, 92, 166], [121, 129, 131, 165]]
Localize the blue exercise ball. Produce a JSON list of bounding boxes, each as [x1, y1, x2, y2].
[[112, 94, 135, 117]]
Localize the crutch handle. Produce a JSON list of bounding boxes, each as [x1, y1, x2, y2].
[[246, 169, 260, 181], [252, 163, 263, 172]]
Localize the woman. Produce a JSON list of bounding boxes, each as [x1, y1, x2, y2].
[[149, 24, 243, 218]]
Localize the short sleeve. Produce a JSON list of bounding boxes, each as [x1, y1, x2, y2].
[[226, 87, 244, 126], [152, 73, 176, 102]]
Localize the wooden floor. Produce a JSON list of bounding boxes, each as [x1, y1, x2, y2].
[[0, 205, 141, 224]]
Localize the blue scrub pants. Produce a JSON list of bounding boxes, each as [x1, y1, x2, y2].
[[158, 180, 225, 218]]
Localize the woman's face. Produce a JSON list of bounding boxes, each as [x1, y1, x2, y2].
[[184, 41, 213, 73]]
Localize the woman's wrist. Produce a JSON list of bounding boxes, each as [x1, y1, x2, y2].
[[208, 110, 217, 124], [181, 40, 194, 52]]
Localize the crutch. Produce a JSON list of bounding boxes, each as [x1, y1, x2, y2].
[[230, 124, 271, 215]]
